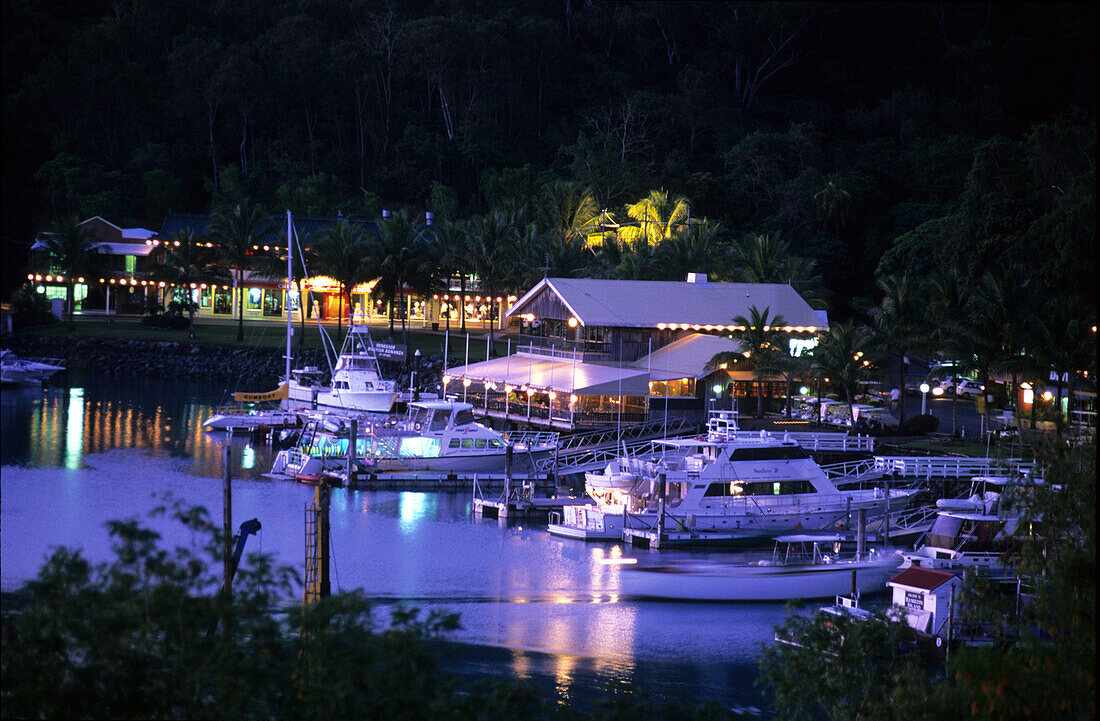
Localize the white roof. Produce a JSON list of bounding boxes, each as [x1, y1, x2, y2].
[[630, 332, 745, 380], [507, 277, 825, 330], [445, 352, 649, 395]]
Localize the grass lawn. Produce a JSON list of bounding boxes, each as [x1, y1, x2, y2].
[[22, 318, 511, 364]]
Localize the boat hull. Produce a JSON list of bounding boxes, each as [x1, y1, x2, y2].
[[287, 385, 397, 413], [620, 555, 899, 601]]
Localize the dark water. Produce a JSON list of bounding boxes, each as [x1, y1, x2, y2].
[[1, 370, 808, 715]]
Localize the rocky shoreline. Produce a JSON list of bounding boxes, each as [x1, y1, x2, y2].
[[1, 333, 446, 390]]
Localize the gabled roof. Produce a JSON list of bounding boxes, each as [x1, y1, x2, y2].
[[507, 277, 826, 330], [888, 567, 961, 591], [629, 332, 745, 380]]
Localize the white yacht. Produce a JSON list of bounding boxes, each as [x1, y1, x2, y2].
[[568, 409, 916, 542], [285, 325, 398, 413], [1, 350, 65, 386], [268, 400, 558, 481], [619, 534, 901, 601], [896, 476, 1028, 583]]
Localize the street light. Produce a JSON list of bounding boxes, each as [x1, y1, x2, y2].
[[919, 383, 930, 415]]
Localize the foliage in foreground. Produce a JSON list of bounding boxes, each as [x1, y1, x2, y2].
[[759, 439, 1095, 721], [1, 501, 749, 720]]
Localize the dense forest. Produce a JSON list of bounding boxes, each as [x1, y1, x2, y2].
[[2, 1, 1095, 316]]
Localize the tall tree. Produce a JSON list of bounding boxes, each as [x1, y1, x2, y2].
[[927, 268, 972, 436], [706, 306, 788, 419], [370, 209, 424, 342], [463, 209, 519, 353], [809, 320, 881, 425], [209, 201, 273, 342], [859, 273, 928, 426], [312, 219, 371, 343], [35, 217, 103, 331], [150, 229, 225, 339], [618, 189, 692, 249]]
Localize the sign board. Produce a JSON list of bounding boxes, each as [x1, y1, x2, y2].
[[905, 590, 925, 611], [374, 342, 407, 361]]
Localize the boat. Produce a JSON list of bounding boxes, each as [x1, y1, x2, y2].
[[1, 350, 65, 386], [618, 534, 901, 601], [573, 409, 917, 544], [268, 399, 559, 480], [202, 385, 302, 433], [285, 324, 399, 413]]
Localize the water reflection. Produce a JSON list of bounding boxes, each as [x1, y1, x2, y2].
[[1, 374, 786, 711]]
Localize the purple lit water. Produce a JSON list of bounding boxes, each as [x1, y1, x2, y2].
[[2, 371, 799, 714]]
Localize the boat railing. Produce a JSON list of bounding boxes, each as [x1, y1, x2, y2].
[[504, 430, 559, 449]]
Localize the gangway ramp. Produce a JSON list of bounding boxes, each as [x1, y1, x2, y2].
[[873, 456, 1033, 480]]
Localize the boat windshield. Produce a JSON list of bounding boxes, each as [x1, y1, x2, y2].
[[453, 408, 475, 426]]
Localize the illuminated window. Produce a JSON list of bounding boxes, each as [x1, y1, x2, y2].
[[246, 288, 262, 311]]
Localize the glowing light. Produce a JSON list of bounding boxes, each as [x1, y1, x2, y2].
[[442, 375, 451, 385], [567, 317, 578, 328], [1023, 388, 1034, 404], [932, 387, 944, 396], [713, 384, 723, 395], [799, 386, 810, 395], [920, 383, 930, 393], [1042, 391, 1053, 401], [569, 394, 578, 404], [657, 323, 666, 330], [462, 378, 471, 387]]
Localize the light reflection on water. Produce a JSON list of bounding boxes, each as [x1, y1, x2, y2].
[[1, 375, 789, 712]]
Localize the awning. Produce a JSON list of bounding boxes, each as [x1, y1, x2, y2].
[[444, 352, 650, 395]]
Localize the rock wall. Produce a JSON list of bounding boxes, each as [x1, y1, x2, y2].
[[2, 334, 446, 391]]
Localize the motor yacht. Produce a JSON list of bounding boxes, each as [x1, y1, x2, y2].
[[285, 325, 398, 413], [572, 409, 916, 543], [268, 400, 558, 481], [1, 350, 65, 386]]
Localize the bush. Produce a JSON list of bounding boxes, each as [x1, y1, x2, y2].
[[9, 283, 59, 329], [141, 311, 190, 329], [899, 413, 939, 435]]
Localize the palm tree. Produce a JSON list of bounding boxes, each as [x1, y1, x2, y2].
[[426, 217, 469, 334], [36, 216, 103, 331], [537, 180, 601, 247], [464, 209, 519, 354], [151, 229, 226, 339], [618, 189, 691, 249], [977, 265, 1037, 416], [370, 209, 423, 340], [312, 219, 371, 342], [250, 222, 316, 352], [928, 269, 972, 436], [1029, 294, 1096, 436], [809, 321, 881, 426], [727, 231, 830, 309], [209, 201, 273, 341], [652, 219, 722, 281], [859, 273, 928, 427], [706, 306, 788, 419]]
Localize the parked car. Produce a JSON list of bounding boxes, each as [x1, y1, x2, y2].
[[955, 379, 985, 399]]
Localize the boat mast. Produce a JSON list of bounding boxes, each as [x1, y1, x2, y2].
[[285, 209, 293, 383]]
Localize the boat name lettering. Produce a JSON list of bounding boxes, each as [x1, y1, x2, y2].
[[751, 466, 779, 474], [373, 342, 407, 360]]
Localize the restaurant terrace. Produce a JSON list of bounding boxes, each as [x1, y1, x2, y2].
[[443, 275, 827, 430]]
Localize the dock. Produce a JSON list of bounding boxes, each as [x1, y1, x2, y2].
[[471, 477, 591, 519]]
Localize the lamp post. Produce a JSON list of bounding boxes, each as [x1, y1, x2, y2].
[[920, 383, 930, 415]]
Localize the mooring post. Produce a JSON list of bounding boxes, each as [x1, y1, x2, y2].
[[347, 418, 358, 483], [856, 507, 867, 561], [504, 442, 514, 505], [222, 443, 232, 637], [319, 480, 331, 598], [655, 472, 667, 548]]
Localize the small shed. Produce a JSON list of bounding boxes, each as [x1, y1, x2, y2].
[[887, 566, 963, 637]]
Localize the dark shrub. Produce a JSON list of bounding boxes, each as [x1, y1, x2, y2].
[[900, 413, 939, 435]]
